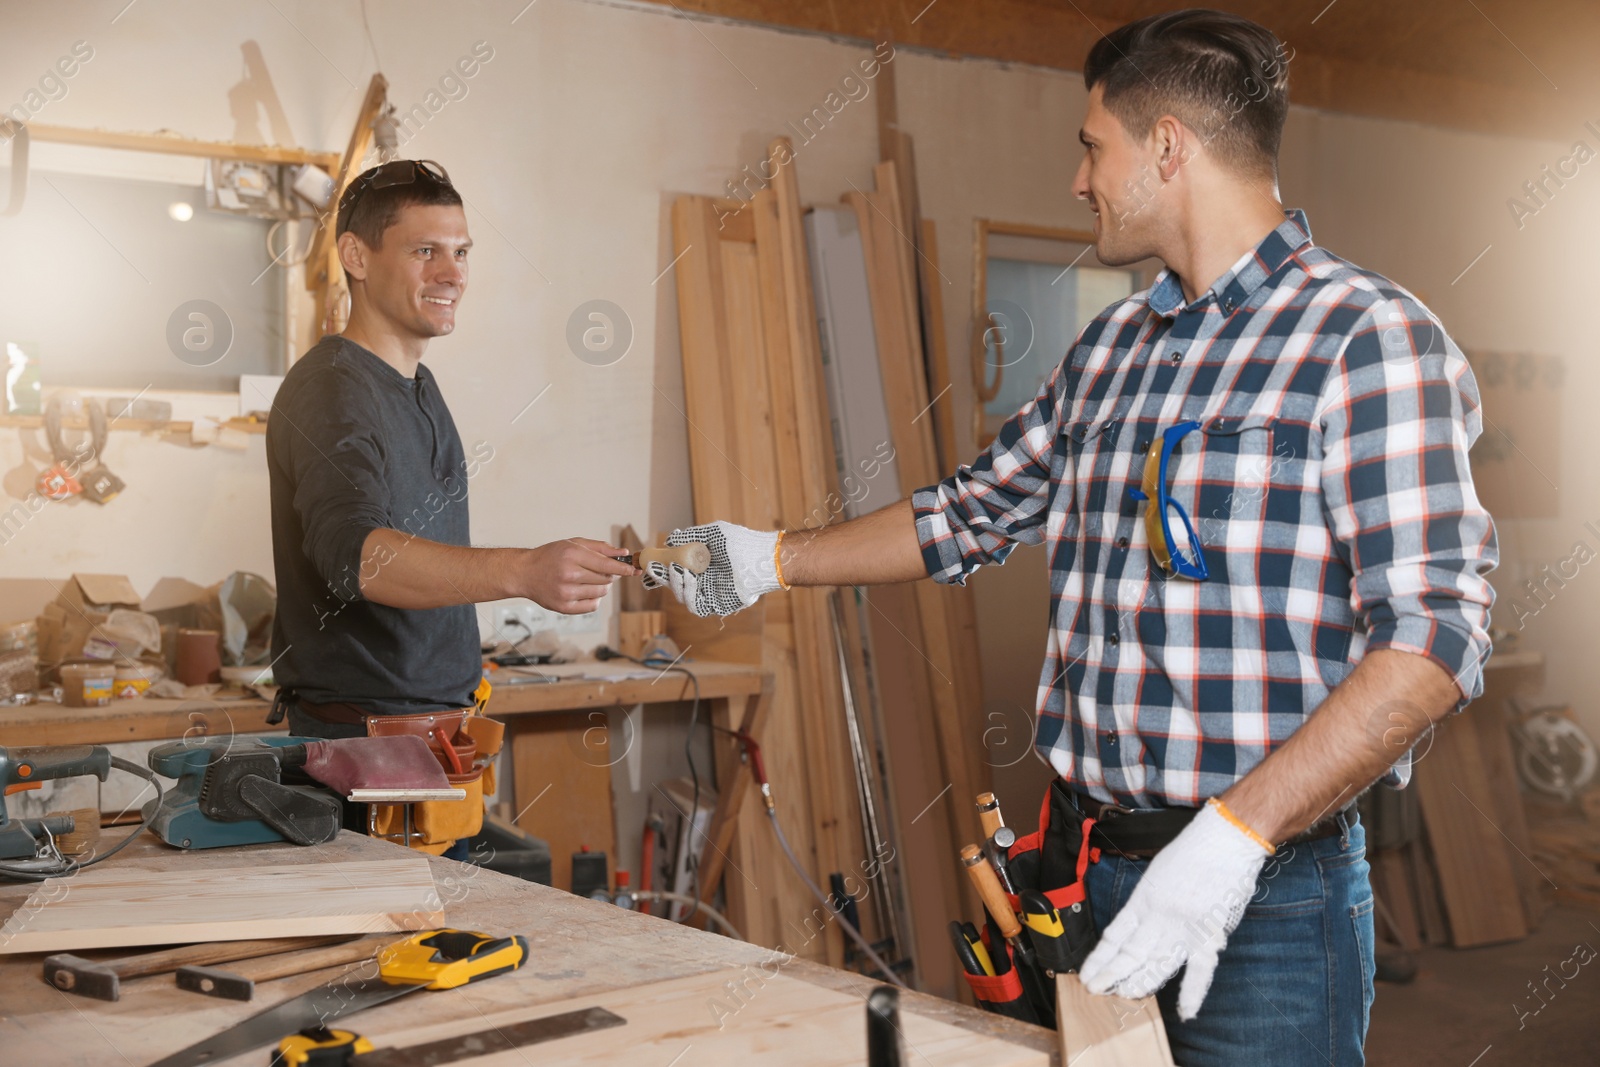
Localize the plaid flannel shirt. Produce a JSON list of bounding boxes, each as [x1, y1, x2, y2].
[[913, 210, 1497, 809]]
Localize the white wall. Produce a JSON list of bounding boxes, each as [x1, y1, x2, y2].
[[2, 1, 1593, 738]]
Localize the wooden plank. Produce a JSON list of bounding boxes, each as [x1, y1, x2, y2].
[[672, 192, 837, 961], [848, 179, 989, 855], [1413, 712, 1528, 947], [24, 123, 339, 169], [0, 860, 440, 955], [1057, 974, 1175, 1066], [756, 176, 875, 967], [1473, 657, 1548, 929], [919, 219, 961, 473], [350, 969, 1049, 1066], [510, 713, 619, 895], [307, 74, 389, 335]]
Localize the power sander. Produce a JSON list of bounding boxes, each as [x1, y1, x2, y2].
[[0, 744, 163, 881], [145, 735, 451, 850]]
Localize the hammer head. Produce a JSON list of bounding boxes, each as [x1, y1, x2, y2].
[[43, 954, 120, 1001], [175, 964, 255, 1000]]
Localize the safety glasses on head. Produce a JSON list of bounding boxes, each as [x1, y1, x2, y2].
[[335, 159, 452, 235], [1127, 421, 1209, 581]]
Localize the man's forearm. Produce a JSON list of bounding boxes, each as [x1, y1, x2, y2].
[[781, 500, 930, 587], [1220, 648, 1462, 844], [357, 529, 522, 609]]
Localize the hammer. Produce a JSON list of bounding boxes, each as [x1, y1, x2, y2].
[[177, 934, 392, 1000], [42, 935, 354, 1002]]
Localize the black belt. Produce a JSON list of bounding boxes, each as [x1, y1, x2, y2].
[[1068, 788, 1355, 859]]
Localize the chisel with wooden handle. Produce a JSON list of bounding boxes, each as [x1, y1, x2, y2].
[[961, 843, 1055, 1028], [629, 543, 711, 575], [43, 936, 355, 1002], [177, 934, 393, 1000]]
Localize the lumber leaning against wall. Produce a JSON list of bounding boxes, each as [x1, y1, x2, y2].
[[671, 162, 886, 968]]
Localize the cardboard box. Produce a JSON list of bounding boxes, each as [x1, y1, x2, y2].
[[37, 574, 143, 676]]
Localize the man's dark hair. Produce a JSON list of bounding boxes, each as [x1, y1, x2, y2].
[[1083, 9, 1290, 177], [336, 162, 462, 252]]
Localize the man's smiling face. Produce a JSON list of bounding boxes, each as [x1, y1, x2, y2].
[[1072, 84, 1169, 267], [347, 203, 472, 340]]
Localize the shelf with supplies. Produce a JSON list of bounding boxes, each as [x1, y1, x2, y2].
[[0, 414, 267, 436]]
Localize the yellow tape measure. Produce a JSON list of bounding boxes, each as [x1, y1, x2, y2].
[[271, 1027, 372, 1067]]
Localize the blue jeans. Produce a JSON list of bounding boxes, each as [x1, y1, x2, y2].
[[1084, 815, 1375, 1066]]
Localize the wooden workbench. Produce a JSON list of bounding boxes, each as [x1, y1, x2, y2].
[[0, 661, 772, 943], [0, 660, 768, 747], [0, 831, 1058, 1065]]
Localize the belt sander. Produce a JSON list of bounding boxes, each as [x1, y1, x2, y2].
[[145, 735, 451, 850]]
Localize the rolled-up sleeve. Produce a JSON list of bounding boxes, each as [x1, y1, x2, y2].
[[277, 369, 390, 603], [1316, 294, 1498, 702], [912, 362, 1067, 585]]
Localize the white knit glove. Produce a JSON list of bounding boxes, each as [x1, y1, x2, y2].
[[646, 521, 783, 617], [1079, 802, 1273, 1020]]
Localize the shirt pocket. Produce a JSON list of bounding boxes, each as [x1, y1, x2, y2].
[[1183, 413, 1278, 553]]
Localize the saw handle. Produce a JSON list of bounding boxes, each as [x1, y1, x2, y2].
[[1, 745, 112, 791], [635, 543, 711, 576]]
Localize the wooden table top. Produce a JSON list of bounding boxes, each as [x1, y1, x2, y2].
[[0, 830, 1058, 1065], [0, 660, 768, 747]]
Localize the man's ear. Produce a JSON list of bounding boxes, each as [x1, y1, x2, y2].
[[337, 231, 369, 282], [1152, 115, 1191, 180]]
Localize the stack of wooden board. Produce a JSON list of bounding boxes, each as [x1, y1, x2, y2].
[[1389, 654, 1548, 947], [671, 142, 901, 972]]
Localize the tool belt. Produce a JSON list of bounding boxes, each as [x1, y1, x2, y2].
[[365, 708, 503, 855], [1069, 786, 1356, 859], [991, 778, 1105, 980], [269, 689, 503, 856]]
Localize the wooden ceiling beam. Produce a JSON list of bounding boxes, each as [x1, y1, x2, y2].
[[634, 0, 1573, 140]]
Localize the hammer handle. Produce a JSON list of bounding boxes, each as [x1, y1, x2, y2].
[[109, 935, 353, 978], [213, 934, 389, 981]]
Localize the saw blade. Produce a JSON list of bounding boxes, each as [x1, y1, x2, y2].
[[356, 1006, 626, 1067], [145, 976, 425, 1067]]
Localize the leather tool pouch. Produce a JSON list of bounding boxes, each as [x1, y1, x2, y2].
[[366, 708, 500, 854], [1003, 777, 1104, 974]]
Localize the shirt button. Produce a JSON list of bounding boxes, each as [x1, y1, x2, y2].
[[1107, 633, 1120, 646], [1135, 439, 1149, 452], [1170, 351, 1184, 363], [1116, 537, 1129, 549], [1104, 732, 1118, 747]]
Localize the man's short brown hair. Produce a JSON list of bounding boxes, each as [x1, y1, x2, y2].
[[1083, 9, 1290, 177], [336, 162, 462, 252]]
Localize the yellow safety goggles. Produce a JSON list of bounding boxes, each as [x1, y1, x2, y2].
[[1127, 421, 1209, 581]]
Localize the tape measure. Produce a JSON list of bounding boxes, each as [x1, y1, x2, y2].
[[270, 1027, 372, 1067]]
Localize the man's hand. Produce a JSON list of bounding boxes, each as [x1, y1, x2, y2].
[[1078, 803, 1273, 1020], [519, 537, 638, 614], [649, 521, 781, 617]]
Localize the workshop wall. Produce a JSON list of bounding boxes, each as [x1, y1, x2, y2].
[[0, 0, 1590, 744]]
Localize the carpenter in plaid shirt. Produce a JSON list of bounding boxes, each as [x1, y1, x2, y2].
[[661, 10, 1496, 1057], [911, 206, 1498, 809]]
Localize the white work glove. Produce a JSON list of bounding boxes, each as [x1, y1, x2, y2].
[[1079, 802, 1273, 1020], [645, 521, 782, 617]]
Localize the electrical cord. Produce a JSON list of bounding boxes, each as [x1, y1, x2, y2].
[[594, 647, 705, 918], [0, 756, 163, 881], [632, 890, 743, 940], [765, 803, 908, 991]]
